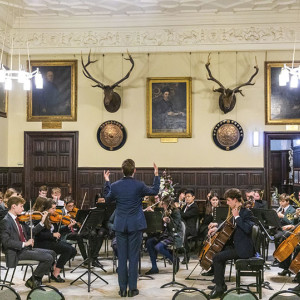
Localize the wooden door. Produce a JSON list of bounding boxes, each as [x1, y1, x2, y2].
[[24, 131, 78, 203]]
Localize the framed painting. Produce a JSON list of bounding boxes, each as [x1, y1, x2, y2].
[[0, 83, 8, 118], [27, 60, 77, 122], [146, 77, 192, 138], [265, 61, 300, 124]]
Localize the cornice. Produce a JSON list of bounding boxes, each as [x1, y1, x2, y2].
[[3, 22, 299, 54]]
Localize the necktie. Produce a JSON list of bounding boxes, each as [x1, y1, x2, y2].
[[15, 218, 26, 242]]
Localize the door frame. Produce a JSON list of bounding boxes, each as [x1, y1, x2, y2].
[[24, 131, 78, 202]]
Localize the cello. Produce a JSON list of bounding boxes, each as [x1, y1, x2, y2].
[[199, 214, 235, 270]]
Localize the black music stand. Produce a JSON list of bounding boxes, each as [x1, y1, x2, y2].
[[140, 211, 164, 280], [215, 207, 229, 223], [70, 209, 108, 292], [160, 216, 186, 290]]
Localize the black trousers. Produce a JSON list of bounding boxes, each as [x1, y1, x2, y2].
[[37, 240, 77, 269], [212, 246, 239, 289]]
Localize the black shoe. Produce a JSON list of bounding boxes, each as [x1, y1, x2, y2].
[[278, 269, 291, 276], [128, 289, 139, 297], [119, 290, 127, 297], [209, 286, 226, 299], [293, 273, 300, 283], [181, 257, 190, 264], [145, 268, 159, 275], [175, 257, 180, 273], [272, 260, 279, 266], [202, 269, 214, 276], [92, 259, 103, 268], [208, 284, 227, 291], [288, 284, 300, 292], [25, 276, 40, 289], [51, 273, 65, 283]]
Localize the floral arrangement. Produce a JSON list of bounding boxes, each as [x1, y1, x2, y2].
[[159, 170, 177, 198]]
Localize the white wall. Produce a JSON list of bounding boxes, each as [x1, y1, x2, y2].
[[3, 50, 293, 168]]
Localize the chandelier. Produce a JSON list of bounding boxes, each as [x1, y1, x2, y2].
[[0, 2, 43, 91], [279, 3, 300, 89]]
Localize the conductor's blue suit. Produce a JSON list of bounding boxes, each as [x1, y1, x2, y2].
[[104, 175, 160, 291]]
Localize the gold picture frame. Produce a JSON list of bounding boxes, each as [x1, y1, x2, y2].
[[147, 77, 192, 138], [27, 60, 77, 122], [265, 61, 300, 124], [0, 84, 8, 118]]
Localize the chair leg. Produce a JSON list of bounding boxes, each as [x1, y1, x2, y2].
[[3, 268, 9, 285], [23, 265, 29, 281], [236, 269, 240, 289], [9, 267, 16, 286], [228, 260, 233, 282]]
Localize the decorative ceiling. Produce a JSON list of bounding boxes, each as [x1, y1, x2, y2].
[[1, 0, 300, 17], [0, 0, 300, 54]]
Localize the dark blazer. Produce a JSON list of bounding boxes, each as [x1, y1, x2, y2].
[[166, 208, 183, 248], [0, 213, 44, 268], [233, 207, 255, 258], [180, 202, 199, 237], [280, 205, 296, 226], [104, 176, 160, 232]]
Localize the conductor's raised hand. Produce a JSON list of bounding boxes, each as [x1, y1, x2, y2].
[[104, 170, 110, 181], [153, 163, 159, 176]]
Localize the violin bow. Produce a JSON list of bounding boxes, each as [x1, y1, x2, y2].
[[29, 200, 33, 249], [80, 192, 87, 210]]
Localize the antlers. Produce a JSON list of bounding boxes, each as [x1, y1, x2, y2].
[[81, 50, 134, 90], [205, 53, 259, 95], [205, 53, 225, 90]]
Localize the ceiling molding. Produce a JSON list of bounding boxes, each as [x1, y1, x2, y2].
[[5, 22, 300, 54]]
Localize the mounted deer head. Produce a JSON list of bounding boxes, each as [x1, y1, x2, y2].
[[81, 50, 134, 113], [205, 54, 259, 114]]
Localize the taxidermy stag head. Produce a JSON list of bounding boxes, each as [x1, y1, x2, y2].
[[205, 54, 259, 114], [81, 50, 134, 113]]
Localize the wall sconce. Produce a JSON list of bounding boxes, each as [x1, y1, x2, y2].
[[253, 130, 259, 147]]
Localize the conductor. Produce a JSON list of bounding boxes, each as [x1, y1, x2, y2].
[[103, 159, 160, 297]]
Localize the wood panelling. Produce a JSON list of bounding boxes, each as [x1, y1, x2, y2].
[[0, 168, 23, 194], [77, 167, 264, 207], [0, 167, 264, 207]]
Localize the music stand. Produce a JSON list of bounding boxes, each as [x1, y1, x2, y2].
[[140, 211, 164, 280], [215, 207, 228, 223], [70, 209, 108, 292]]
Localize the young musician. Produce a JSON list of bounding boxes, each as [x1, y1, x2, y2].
[[207, 188, 255, 299], [0, 196, 55, 289], [180, 189, 198, 264], [51, 187, 65, 206], [34, 198, 77, 282], [145, 195, 183, 275]]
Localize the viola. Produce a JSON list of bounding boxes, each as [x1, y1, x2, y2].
[[18, 211, 43, 222], [273, 224, 300, 262], [49, 211, 73, 226]]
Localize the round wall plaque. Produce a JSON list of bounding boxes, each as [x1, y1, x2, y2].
[[97, 120, 127, 151], [212, 119, 243, 151]]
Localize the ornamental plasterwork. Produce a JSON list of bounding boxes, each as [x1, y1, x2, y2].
[[0, 24, 297, 54]]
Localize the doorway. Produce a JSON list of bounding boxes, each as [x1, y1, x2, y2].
[[264, 131, 300, 206]]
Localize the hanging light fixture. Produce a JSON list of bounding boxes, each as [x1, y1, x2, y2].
[[0, 1, 43, 91], [279, 2, 300, 89]]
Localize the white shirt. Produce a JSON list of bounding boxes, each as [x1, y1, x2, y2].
[[8, 212, 26, 248]]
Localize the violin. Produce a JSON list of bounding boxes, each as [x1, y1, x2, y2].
[[49, 211, 72, 226], [68, 207, 78, 219], [18, 211, 43, 222]]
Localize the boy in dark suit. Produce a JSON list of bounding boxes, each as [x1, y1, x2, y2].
[[104, 159, 159, 297], [208, 188, 255, 299], [0, 196, 55, 289]]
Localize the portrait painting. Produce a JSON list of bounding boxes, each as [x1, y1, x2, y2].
[[147, 77, 192, 138], [27, 60, 77, 122], [0, 83, 7, 118], [265, 61, 300, 124]]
